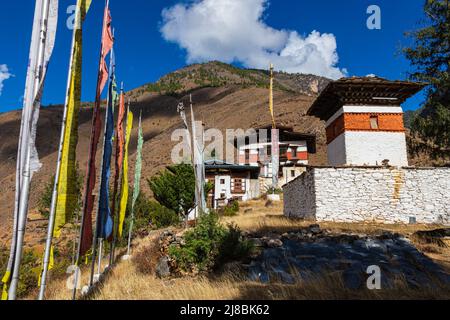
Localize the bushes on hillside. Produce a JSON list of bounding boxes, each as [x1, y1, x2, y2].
[[0, 246, 40, 299], [38, 167, 83, 220], [148, 201, 180, 229], [148, 163, 213, 223], [148, 164, 196, 220], [221, 199, 240, 217], [168, 212, 253, 272]]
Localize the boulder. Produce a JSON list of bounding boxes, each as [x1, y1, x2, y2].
[[267, 239, 283, 248], [156, 256, 171, 278]]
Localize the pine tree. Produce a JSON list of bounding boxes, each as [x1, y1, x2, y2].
[[404, 0, 450, 148]]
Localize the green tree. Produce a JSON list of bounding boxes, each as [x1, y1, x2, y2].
[[404, 0, 450, 148], [148, 164, 196, 219], [148, 164, 213, 221]]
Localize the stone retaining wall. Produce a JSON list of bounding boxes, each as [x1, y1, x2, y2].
[[283, 167, 450, 225]]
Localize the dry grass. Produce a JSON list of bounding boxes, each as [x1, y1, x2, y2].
[[41, 199, 450, 300], [91, 262, 450, 300], [221, 199, 441, 237]]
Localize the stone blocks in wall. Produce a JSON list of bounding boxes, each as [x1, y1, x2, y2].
[[283, 167, 450, 225]]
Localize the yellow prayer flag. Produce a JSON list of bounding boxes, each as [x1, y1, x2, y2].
[[269, 63, 275, 129], [118, 111, 133, 237], [1, 271, 10, 300], [54, 0, 91, 237]]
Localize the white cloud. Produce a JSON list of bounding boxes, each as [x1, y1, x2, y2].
[[161, 0, 347, 79], [0, 64, 13, 96]]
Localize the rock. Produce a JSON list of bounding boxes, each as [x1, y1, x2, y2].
[[309, 224, 321, 234], [267, 239, 283, 248], [159, 230, 174, 241], [156, 256, 171, 278]]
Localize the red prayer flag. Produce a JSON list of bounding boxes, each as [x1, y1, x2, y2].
[[79, 4, 114, 256]]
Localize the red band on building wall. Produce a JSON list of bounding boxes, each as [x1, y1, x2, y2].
[[326, 113, 405, 144]]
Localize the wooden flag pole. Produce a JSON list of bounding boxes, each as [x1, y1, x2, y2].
[[39, 1, 81, 301], [9, 0, 51, 300]]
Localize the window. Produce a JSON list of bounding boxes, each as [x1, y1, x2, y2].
[[232, 178, 246, 193], [245, 149, 250, 164], [370, 115, 379, 129], [291, 170, 296, 178], [220, 179, 225, 185]]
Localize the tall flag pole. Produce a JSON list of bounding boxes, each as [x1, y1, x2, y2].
[[95, 46, 116, 260], [189, 96, 205, 216], [3, 0, 58, 301], [269, 64, 279, 190], [126, 111, 143, 257], [90, 43, 116, 282], [109, 87, 126, 266], [177, 100, 194, 224], [75, 0, 113, 289], [117, 108, 133, 238], [38, 0, 91, 301]]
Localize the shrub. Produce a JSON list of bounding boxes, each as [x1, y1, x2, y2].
[[38, 166, 83, 220], [216, 224, 254, 268], [169, 213, 225, 271], [221, 200, 240, 217], [264, 186, 283, 195], [169, 213, 253, 272], [148, 164, 213, 222], [0, 247, 40, 299], [148, 164, 196, 218], [149, 201, 180, 229]]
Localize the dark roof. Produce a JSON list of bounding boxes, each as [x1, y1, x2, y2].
[[233, 125, 317, 154], [307, 76, 426, 121], [204, 160, 260, 172]]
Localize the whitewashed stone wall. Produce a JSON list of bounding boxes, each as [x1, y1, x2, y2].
[[283, 167, 450, 225], [283, 169, 316, 220], [328, 132, 409, 167]]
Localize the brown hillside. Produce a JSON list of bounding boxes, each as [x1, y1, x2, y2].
[[0, 61, 441, 247]]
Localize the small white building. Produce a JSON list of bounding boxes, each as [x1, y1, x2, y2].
[[307, 77, 424, 167], [204, 160, 260, 209], [282, 77, 450, 225]]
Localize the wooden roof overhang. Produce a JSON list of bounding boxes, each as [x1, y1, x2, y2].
[[233, 125, 317, 154], [205, 160, 260, 173], [307, 77, 426, 121]]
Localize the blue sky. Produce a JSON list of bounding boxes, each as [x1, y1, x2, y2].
[[0, 0, 427, 113]]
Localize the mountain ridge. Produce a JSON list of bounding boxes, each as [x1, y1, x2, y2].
[[0, 61, 446, 247]]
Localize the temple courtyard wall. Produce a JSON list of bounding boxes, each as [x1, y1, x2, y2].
[[283, 166, 450, 225]]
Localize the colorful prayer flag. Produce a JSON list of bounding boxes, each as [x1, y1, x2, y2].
[[80, 3, 113, 256], [97, 52, 116, 240], [132, 115, 143, 209], [118, 111, 133, 237], [55, 0, 91, 239]]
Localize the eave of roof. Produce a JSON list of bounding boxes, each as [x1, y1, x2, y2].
[[307, 76, 426, 121]]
